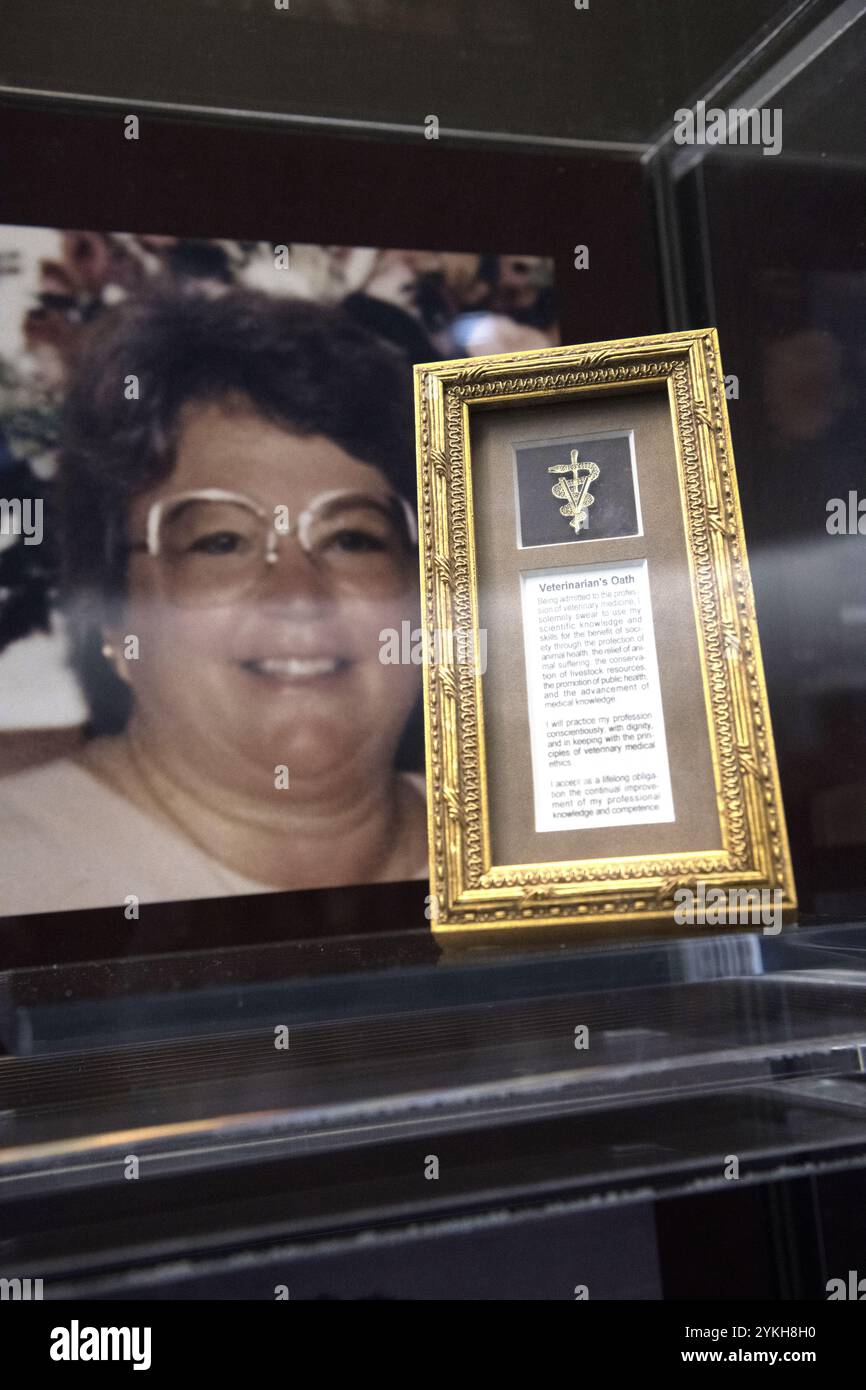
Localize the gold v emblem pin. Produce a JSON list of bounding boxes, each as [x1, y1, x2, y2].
[[548, 449, 600, 532]]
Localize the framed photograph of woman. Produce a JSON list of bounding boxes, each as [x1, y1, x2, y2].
[[0, 232, 560, 919], [0, 99, 659, 950]]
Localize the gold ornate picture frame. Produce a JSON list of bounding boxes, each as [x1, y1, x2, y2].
[[414, 330, 796, 934]]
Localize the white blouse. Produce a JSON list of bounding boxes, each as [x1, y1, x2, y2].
[[0, 756, 428, 917]]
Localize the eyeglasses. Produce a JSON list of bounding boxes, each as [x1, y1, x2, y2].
[[126, 487, 418, 608]]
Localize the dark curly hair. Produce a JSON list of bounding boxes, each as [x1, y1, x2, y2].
[[58, 286, 418, 735]]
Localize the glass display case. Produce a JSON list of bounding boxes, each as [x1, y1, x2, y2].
[[1, 0, 865, 1316], [3, 917, 866, 1298]]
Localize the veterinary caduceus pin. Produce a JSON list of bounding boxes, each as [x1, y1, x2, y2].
[[548, 449, 600, 533]]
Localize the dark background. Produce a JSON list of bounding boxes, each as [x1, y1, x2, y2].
[[0, 0, 836, 146]]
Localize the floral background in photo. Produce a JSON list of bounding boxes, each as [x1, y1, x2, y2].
[[0, 228, 558, 731]]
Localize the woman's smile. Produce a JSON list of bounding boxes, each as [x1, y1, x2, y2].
[[238, 653, 352, 685]]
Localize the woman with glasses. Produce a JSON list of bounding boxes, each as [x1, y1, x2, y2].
[[0, 289, 428, 913]]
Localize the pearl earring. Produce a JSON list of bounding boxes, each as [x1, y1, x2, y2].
[[102, 641, 115, 660]]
